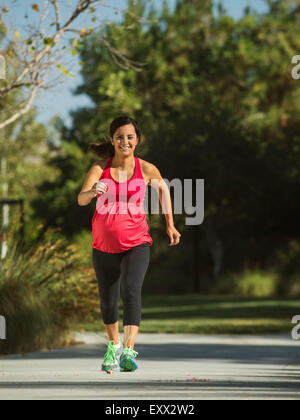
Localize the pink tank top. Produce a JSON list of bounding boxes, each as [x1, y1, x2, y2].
[[92, 156, 153, 253]]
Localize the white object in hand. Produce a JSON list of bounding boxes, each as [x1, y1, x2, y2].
[[96, 181, 108, 195]]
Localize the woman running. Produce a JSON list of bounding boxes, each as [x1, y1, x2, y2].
[[78, 116, 181, 373]]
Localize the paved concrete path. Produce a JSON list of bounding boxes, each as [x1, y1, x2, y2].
[[0, 333, 299, 400]]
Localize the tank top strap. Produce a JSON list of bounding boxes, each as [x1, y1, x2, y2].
[[99, 157, 113, 181], [134, 157, 143, 180]]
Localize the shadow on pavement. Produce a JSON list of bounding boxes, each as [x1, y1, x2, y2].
[[1, 341, 300, 369], [0, 379, 300, 392]]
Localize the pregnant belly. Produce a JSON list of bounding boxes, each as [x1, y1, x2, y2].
[[93, 211, 146, 244]]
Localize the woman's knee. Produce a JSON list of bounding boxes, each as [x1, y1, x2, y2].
[[122, 288, 141, 305], [101, 299, 118, 313]]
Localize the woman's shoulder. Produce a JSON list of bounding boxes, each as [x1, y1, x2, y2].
[[138, 158, 162, 184], [89, 159, 111, 179], [138, 158, 156, 172], [93, 158, 111, 170], [138, 158, 161, 176]]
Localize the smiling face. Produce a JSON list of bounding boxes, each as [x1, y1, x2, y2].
[[110, 124, 140, 156]]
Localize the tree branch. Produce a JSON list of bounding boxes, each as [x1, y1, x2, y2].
[[0, 83, 28, 98], [0, 0, 149, 130], [0, 0, 95, 97], [0, 84, 41, 129], [101, 36, 146, 71], [50, 0, 61, 31]]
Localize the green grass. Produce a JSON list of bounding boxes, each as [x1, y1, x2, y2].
[[74, 295, 300, 335]]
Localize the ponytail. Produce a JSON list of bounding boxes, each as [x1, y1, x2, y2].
[[88, 140, 115, 159]]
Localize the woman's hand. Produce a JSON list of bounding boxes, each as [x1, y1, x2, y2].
[[90, 182, 108, 198], [167, 225, 181, 246]]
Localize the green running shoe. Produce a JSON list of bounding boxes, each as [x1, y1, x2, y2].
[[119, 346, 139, 372], [101, 340, 123, 373]]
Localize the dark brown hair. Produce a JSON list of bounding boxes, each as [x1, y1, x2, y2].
[[88, 116, 141, 159]]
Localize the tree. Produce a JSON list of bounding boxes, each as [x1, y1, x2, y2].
[[30, 0, 300, 293], [0, 0, 149, 129], [0, 0, 153, 260]]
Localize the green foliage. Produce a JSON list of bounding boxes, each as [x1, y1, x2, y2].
[[275, 240, 300, 297], [26, 0, 300, 294], [43, 37, 55, 47], [0, 214, 99, 355], [211, 269, 278, 297], [72, 229, 94, 267]]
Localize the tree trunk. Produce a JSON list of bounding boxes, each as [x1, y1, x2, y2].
[[203, 218, 223, 282]]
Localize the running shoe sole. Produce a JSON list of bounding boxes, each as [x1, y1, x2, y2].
[[102, 365, 120, 373]]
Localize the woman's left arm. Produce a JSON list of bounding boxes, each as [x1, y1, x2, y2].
[[147, 164, 181, 246]]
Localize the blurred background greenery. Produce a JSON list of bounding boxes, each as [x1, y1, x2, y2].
[[1, 0, 300, 354]]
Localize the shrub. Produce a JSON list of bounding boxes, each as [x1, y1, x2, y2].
[[274, 240, 300, 297], [0, 214, 100, 355], [212, 268, 278, 297]]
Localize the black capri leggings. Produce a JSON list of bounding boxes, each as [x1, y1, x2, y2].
[[92, 243, 150, 327]]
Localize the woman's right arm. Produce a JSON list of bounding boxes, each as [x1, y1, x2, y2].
[[77, 162, 105, 206]]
